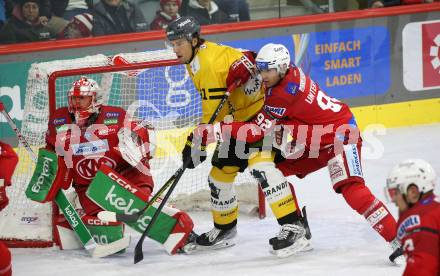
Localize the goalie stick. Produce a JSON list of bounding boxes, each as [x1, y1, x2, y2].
[[0, 101, 130, 258], [133, 82, 236, 264]]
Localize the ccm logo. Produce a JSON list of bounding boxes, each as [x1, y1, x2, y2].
[[108, 172, 138, 193], [87, 218, 110, 226]]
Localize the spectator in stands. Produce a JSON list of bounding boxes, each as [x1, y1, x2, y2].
[[150, 0, 181, 30], [368, 0, 400, 8], [9, 0, 69, 36], [92, 0, 149, 36], [0, 0, 5, 29], [183, 0, 234, 25], [63, 0, 91, 21], [215, 0, 249, 21], [0, 0, 53, 44], [58, 12, 92, 39]]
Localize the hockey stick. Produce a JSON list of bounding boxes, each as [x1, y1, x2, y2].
[[0, 101, 130, 258], [133, 83, 236, 264], [99, 82, 238, 224]]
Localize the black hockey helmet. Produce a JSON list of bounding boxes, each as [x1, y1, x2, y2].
[[166, 16, 201, 41]]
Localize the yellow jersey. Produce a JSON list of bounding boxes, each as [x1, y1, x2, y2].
[[186, 41, 264, 123]]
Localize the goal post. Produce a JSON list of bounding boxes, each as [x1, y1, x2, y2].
[[0, 49, 265, 247]]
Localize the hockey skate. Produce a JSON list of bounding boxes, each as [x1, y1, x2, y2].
[[388, 238, 405, 265], [178, 231, 199, 254], [271, 221, 310, 258], [184, 226, 237, 253], [269, 206, 312, 254]]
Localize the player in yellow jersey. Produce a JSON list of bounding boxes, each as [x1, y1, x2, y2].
[[166, 16, 310, 257]]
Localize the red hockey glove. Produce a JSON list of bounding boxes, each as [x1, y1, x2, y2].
[[226, 51, 257, 88], [0, 185, 9, 211], [192, 122, 227, 145]]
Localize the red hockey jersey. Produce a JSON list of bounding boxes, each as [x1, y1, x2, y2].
[[228, 65, 358, 149], [45, 105, 153, 187], [397, 194, 440, 276]]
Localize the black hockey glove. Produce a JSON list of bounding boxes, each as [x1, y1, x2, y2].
[[181, 132, 207, 169]]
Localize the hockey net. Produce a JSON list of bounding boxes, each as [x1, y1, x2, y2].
[[0, 49, 265, 248]]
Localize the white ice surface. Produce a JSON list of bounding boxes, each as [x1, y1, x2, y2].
[[11, 123, 440, 276]]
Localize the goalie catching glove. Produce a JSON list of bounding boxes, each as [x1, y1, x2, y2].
[[117, 120, 156, 174]]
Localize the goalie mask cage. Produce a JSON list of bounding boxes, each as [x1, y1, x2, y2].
[[0, 50, 266, 248]]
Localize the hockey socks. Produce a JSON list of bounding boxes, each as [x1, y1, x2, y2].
[[341, 183, 397, 242], [87, 166, 194, 254]]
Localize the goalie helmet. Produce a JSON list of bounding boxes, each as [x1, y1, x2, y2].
[[386, 159, 436, 201], [68, 76, 102, 126], [255, 43, 291, 75], [166, 16, 200, 41], [68, 76, 101, 113]]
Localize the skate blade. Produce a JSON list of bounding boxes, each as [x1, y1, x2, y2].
[[182, 239, 236, 254], [272, 237, 311, 258]]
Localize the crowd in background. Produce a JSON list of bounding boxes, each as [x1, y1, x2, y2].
[[0, 0, 437, 45]]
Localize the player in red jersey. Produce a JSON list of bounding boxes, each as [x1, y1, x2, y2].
[[386, 159, 440, 275], [0, 141, 19, 276], [44, 76, 196, 254], [45, 77, 155, 216], [199, 43, 400, 259]]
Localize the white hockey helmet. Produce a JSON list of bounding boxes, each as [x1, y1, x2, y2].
[[385, 159, 436, 201], [255, 43, 291, 75], [67, 76, 101, 113]]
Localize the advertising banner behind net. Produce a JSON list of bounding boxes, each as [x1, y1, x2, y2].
[[1, 16, 439, 141]]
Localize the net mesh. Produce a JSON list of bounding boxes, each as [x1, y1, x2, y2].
[[0, 50, 261, 245]]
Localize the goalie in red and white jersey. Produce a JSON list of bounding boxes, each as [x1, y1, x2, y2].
[[41, 76, 197, 255], [0, 140, 19, 276], [200, 43, 400, 260]]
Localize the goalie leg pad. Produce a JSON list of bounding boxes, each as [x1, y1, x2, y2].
[[250, 161, 299, 225], [54, 215, 82, 250], [54, 214, 125, 250], [83, 216, 125, 248], [161, 209, 195, 255], [87, 166, 196, 253], [0, 241, 12, 276], [341, 182, 397, 242]]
